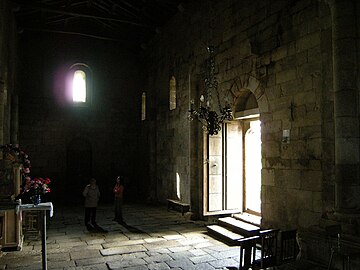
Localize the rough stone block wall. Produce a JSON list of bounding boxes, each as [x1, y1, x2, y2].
[[145, 0, 334, 232], [0, 0, 17, 145]]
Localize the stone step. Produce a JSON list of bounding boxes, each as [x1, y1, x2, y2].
[[232, 212, 261, 227], [206, 224, 244, 246], [218, 217, 260, 236], [167, 199, 190, 215]]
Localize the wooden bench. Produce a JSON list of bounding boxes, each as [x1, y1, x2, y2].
[[167, 199, 190, 215]]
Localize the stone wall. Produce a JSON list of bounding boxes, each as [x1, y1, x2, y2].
[[18, 32, 144, 203], [145, 0, 334, 229], [143, 1, 360, 265], [0, 0, 18, 145]]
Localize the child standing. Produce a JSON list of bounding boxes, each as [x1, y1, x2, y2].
[[113, 176, 124, 223], [83, 178, 100, 231]]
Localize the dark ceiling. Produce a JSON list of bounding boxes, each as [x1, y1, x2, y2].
[[12, 0, 186, 46]]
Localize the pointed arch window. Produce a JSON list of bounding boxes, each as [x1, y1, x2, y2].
[[169, 76, 176, 110]]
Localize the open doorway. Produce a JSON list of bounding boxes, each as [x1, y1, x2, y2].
[[204, 91, 261, 216]]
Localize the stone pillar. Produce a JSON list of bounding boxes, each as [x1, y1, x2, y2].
[[0, 88, 5, 145], [0, 1, 6, 146], [330, 0, 360, 214]]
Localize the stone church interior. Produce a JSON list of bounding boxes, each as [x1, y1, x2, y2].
[[1, 0, 360, 269]]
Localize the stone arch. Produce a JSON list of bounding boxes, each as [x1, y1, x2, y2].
[[228, 74, 270, 114]]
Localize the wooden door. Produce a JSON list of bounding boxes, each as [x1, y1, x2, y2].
[[206, 121, 243, 214], [208, 132, 223, 212]]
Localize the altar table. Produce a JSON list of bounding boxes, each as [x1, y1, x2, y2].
[[16, 202, 53, 270]]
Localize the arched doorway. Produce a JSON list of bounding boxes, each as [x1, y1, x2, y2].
[[205, 90, 262, 216]]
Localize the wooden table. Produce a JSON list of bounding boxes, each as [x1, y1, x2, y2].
[[16, 202, 53, 270]]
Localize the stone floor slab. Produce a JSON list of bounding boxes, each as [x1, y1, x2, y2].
[[0, 203, 326, 270], [101, 244, 147, 256]]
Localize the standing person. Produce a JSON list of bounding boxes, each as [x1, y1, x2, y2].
[[83, 178, 100, 231], [113, 175, 124, 223]]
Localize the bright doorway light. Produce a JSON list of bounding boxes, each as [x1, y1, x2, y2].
[[245, 120, 262, 213]]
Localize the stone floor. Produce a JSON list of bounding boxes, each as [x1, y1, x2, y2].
[[0, 203, 326, 270]]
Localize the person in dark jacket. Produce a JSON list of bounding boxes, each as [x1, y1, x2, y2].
[[83, 178, 100, 231]]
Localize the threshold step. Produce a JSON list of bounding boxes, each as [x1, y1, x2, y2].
[[233, 212, 261, 227], [207, 224, 244, 246], [218, 217, 260, 236]]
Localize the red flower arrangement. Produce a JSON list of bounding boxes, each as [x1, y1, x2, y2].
[[1, 144, 51, 202], [23, 177, 51, 196]]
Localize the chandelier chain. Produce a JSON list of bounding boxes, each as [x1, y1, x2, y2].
[[188, 46, 233, 135]]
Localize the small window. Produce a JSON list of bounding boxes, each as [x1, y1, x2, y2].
[[141, 92, 146, 121], [169, 76, 176, 110], [68, 63, 92, 106], [72, 70, 86, 102]]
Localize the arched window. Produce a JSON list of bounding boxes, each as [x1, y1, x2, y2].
[[73, 70, 86, 102], [68, 63, 92, 106], [169, 76, 176, 110], [141, 92, 146, 121]]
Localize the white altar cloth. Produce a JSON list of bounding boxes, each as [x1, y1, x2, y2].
[[16, 202, 53, 217]]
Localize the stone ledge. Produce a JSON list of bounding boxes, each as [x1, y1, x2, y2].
[[167, 199, 190, 215]]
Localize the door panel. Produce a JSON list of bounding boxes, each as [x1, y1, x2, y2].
[[208, 174, 223, 211], [207, 122, 243, 214], [209, 135, 222, 155], [208, 133, 223, 212], [209, 156, 222, 175]]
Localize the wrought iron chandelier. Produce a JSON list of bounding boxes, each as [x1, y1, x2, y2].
[[188, 46, 233, 135]]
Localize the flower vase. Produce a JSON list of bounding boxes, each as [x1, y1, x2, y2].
[[32, 194, 41, 205]]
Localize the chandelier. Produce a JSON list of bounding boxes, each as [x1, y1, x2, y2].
[[188, 46, 233, 135]]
